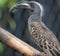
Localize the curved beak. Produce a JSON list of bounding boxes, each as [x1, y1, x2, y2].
[[9, 2, 32, 12]]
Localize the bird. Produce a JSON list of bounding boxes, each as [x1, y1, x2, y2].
[[27, 1, 60, 56], [10, 1, 60, 56]]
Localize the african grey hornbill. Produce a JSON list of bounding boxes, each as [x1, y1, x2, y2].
[[10, 1, 60, 56]]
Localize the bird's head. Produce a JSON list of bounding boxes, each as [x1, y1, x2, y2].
[[9, 1, 44, 21], [9, 1, 44, 30]]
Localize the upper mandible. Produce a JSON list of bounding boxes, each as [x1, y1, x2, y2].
[[9, 2, 32, 12]]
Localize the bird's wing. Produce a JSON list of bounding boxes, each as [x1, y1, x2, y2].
[[28, 21, 60, 56]]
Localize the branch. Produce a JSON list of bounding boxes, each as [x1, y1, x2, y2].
[[0, 27, 47, 56]]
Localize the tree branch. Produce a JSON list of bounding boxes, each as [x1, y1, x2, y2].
[[0, 27, 47, 56]]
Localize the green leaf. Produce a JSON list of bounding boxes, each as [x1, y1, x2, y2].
[[0, 0, 7, 7], [8, 18, 16, 30]]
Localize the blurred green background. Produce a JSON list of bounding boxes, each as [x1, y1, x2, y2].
[[0, 0, 17, 53]]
